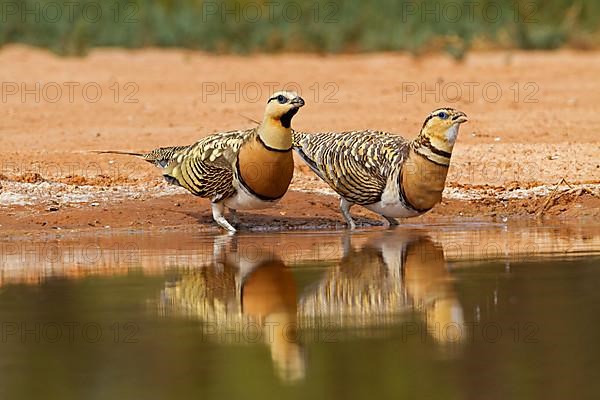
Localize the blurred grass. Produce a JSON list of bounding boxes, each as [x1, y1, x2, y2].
[[0, 0, 599, 57]]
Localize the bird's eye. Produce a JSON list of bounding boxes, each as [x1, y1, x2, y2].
[[438, 111, 449, 120], [277, 95, 287, 104]]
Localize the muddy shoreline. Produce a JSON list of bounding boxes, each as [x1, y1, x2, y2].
[[1, 183, 598, 236]]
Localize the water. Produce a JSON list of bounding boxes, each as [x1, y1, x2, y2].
[[0, 224, 599, 399]]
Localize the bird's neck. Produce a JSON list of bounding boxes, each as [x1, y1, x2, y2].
[[411, 131, 454, 167], [257, 117, 293, 151], [400, 137, 452, 211]]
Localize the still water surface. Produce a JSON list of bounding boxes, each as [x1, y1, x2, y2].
[[0, 224, 599, 399]]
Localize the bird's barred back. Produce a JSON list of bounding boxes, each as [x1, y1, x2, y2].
[[143, 145, 192, 167], [149, 129, 255, 202], [293, 130, 411, 205]]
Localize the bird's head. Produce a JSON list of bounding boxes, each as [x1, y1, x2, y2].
[[264, 91, 305, 129], [418, 108, 468, 153]]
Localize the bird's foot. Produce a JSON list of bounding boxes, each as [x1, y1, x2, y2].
[[211, 203, 237, 233], [383, 216, 399, 228]]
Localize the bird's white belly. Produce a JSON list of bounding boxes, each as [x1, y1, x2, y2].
[[365, 200, 422, 218], [224, 185, 279, 210]]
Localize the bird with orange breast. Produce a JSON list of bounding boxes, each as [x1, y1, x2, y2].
[[293, 108, 467, 228], [98, 91, 305, 232]]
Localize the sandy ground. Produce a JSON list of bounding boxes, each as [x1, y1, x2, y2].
[[0, 45, 598, 234]]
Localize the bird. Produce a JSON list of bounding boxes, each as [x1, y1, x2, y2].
[[97, 91, 305, 232], [293, 108, 467, 228]]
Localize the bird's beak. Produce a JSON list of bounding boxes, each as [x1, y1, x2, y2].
[[291, 96, 305, 107], [452, 112, 468, 124]]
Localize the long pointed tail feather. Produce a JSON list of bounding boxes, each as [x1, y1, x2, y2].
[[91, 150, 145, 157], [92, 146, 190, 189], [92, 145, 190, 168]]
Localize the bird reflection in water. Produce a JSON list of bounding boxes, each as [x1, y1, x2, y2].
[[159, 238, 305, 383], [159, 231, 466, 383], [299, 231, 466, 346]]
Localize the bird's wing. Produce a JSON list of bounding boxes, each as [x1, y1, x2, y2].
[[158, 129, 255, 201], [293, 130, 409, 205]]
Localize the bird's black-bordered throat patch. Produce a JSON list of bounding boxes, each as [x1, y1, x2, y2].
[[279, 107, 300, 129]]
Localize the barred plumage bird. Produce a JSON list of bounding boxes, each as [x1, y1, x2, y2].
[[293, 108, 467, 228], [98, 91, 305, 232]]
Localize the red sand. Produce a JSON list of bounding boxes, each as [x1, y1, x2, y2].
[[0, 46, 598, 234]]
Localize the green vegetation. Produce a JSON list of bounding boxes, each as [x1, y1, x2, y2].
[[1, 0, 599, 56]]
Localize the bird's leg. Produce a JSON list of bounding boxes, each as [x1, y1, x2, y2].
[[211, 202, 237, 233], [383, 216, 399, 228], [340, 198, 357, 230], [229, 209, 239, 227]]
